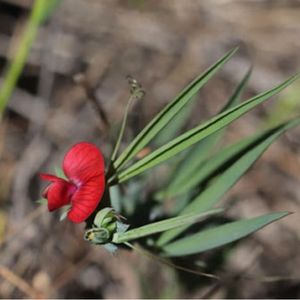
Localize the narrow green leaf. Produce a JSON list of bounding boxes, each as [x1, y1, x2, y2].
[[36, 198, 47, 205], [54, 166, 67, 180], [155, 133, 220, 201], [36, 0, 62, 24], [156, 117, 300, 246], [112, 208, 223, 244], [158, 127, 266, 201], [110, 186, 122, 213], [59, 205, 71, 222], [153, 99, 196, 147], [59, 210, 68, 221], [0, 0, 61, 117], [116, 73, 300, 183], [112, 48, 238, 170], [220, 67, 252, 112], [0, 0, 48, 116], [162, 212, 289, 256], [159, 68, 252, 198]]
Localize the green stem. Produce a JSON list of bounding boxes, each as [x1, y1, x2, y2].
[[110, 95, 135, 162], [107, 95, 135, 180], [0, 0, 47, 117]]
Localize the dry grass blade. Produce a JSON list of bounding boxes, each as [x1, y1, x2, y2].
[[125, 242, 219, 280], [0, 265, 42, 299]]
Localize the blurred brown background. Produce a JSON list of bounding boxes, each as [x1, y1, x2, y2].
[[0, 0, 300, 298]]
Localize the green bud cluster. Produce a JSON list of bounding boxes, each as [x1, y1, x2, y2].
[[84, 208, 119, 245]]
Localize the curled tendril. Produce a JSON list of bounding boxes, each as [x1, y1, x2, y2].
[[127, 75, 145, 100]]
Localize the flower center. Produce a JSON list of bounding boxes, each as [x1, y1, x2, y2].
[[67, 182, 78, 198]]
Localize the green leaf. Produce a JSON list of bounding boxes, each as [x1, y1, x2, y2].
[[153, 99, 196, 147], [112, 208, 223, 244], [36, 198, 47, 205], [159, 68, 252, 198], [54, 166, 67, 180], [0, 0, 47, 116], [110, 186, 122, 213], [59, 205, 71, 221], [112, 48, 238, 171], [94, 207, 114, 228], [116, 73, 300, 183], [155, 133, 220, 201], [162, 212, 289, 256], [116, 221, 130, 234], [220, 67, 252, 112], [156, 117, 300, 246], [103, 243, 118, 254], [0, 0, 62, 117], [159, 128, 265, 200], [34, 0, 62, 24]]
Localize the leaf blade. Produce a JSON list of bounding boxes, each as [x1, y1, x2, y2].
[[112, 208, 223, 244], [162, 212, 289, 256], [117, 73, 300, 183], [160, 67, 252, 197], [156, 117, 300, 246], [112, 48, 238, 170]]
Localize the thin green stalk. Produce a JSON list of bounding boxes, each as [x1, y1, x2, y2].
[[108, 76, 145, 178], [0, 0, 48, 117], [110, 95, 135, 162]]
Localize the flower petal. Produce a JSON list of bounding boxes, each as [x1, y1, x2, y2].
[[45, 180, 74, 211], [40, 173, 62, 182], [62, 142, 105, 185], [67, 174, 105, 223]]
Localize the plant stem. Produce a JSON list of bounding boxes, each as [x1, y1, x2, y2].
[[0, 0, 47, 117], [110, 95, 135, 162]]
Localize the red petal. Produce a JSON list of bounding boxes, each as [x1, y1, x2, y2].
[[45, 180, 74, 211], [62, 142, 105, 185], [40, 173, 62, 182], [67, 174, 105, 223]]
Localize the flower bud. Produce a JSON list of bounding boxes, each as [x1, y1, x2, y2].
[[84, 227, 110, 244], [84, 207, 119, 245]]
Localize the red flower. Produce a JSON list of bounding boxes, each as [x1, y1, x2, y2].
[[40, 142, 105, 223]]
